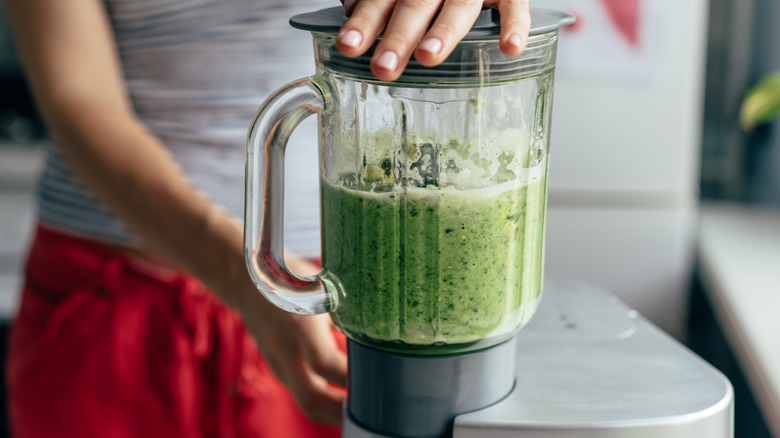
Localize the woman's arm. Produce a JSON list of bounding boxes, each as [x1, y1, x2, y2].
[[5, 0, 346, 425]]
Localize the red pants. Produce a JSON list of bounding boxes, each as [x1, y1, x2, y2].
[[7, 225, 343, 438]]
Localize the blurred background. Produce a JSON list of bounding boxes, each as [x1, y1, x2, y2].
[[0, 0, 778, 436]]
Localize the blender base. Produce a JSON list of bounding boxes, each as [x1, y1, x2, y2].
[[346, 336, 516, 438], [342, 277, 733, 438]]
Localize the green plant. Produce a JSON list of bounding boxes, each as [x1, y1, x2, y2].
[[740, 71, 780, 131]]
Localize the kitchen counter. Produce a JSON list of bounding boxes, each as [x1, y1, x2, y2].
[[697, 202, 780, 437]]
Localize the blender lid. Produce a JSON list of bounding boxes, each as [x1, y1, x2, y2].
[[290, 6, 575, 40], [291, 6, 574, 84]]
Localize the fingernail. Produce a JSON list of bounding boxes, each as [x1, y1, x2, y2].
[[375, 51, 399, 71], [508, 33, 523, 49], [418, 37, 443, 55], [338, 29, 363, 48]]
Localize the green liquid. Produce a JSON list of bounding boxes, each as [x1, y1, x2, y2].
[[321, 175, 547, 353]]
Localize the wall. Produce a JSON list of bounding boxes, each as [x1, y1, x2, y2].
[[744, 0, 780, 205], [534, 0, 710, 339]]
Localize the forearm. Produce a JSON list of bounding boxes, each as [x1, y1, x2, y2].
[[5, 0, 250, 310], [43, 98, 250, 308]]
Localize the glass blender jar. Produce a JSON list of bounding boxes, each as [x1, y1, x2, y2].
[[245, 7, 573, 437]]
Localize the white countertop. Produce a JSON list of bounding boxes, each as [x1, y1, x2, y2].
[[698, 202, 780, 437]]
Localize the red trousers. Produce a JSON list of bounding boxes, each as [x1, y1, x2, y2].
[[7, 225, 343, 438]]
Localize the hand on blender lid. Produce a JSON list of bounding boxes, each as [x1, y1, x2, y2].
[[336, 0, 532, 82]]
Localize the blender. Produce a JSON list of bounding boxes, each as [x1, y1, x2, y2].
[[244, 6, 733, 438]]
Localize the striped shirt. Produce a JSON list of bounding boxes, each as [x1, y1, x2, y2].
[[37, 0, 330, 258]]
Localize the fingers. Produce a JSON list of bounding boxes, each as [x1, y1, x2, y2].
[[337, 0, 533, 81], [244, 299, 347, 425], [298, 314, 348, 388], [494, 0, 531, 56], [339, 0, 448, 82], [282, 317, 347, 425], [343, 0, 359, 16], [268, 346, 345, 425], [367, 0, 445, 81], [257, 319, 347, 425], [336, 0, 396, 59], [414, 0, 484, 67], [283, 358, 346, 426]]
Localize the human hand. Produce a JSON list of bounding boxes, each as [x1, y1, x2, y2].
[[230, 253, 346, 426], [241, 288, 347, 425], [336, 0, 531, 82]]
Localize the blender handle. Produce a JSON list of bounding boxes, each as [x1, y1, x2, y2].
[[244, 76, 335, 315]]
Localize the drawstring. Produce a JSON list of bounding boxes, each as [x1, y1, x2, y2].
[[40, 286, 94, 350], [176, 279, 215, 359], [41, 256, 123, 349]]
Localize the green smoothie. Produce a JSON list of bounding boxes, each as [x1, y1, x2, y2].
[[321, 166, 547, 352]]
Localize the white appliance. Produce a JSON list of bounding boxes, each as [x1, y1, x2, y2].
[[535, 0, 710, 339], [344, 278, 733, 437]]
